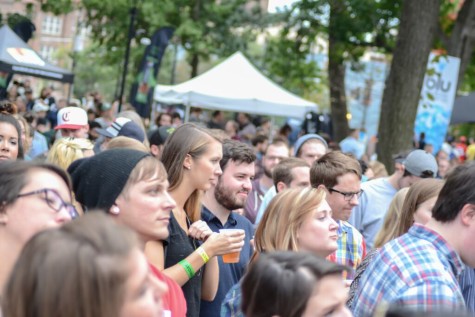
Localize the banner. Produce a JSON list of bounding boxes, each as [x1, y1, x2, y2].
[[130, 27, 174, 118], [415, 53, 460, 154]]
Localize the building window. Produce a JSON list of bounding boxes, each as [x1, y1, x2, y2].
[[42, 15, 63, 35], [40, 45, 57, 63]]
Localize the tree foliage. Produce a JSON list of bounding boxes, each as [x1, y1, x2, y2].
[[38, 0, 266, 77]]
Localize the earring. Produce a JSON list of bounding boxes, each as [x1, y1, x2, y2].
[[110, 205, 120, 215], [185, 166, 191, 170]]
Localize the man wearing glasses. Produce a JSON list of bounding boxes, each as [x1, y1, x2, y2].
[[310, 151, 366, 279]]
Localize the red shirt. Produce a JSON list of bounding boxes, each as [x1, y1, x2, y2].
[[150, 263, 187, 317]]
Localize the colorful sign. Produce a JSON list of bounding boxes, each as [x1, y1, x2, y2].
[[415, 53, 460, 154]]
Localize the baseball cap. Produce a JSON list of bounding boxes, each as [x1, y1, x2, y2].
[[403, 149, 438, 177], [55, 107, 88, 130], [96, 117, 145, 142], [294, 134, 328, 156], [148, 126, 175, 146]]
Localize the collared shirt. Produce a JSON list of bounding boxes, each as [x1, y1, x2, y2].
[[327, 220, 366, 280], [200, 206, 254, 317], [352, 224, 466, 317]]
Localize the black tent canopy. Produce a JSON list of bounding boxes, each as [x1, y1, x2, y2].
[[0, 25, 74, 83], [450, 92, 475, 125]]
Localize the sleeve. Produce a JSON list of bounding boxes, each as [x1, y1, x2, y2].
[[221, 283, 245, 317]]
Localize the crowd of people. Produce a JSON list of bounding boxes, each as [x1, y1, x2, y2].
[[1, 84, 475, 317]]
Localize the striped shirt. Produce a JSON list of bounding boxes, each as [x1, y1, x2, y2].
[[352, 224, 466, 317], [327, 220, 367, 279]]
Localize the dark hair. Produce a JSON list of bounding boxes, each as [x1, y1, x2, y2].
[[251, 134, 268, 147], [310, 151, 361, 188], [402, 169, 434, 178], [273, 157, 309, 187], [211, 110, 222, 118], [2, 213, 138, 317], [0, 160, 72, 214], [155, 112, 172, 127], [220, 139, 256, 171], [358, 159, 369, 175], [432, 161, 475, 222], [241, 251, 347, 317], [0, 113, 24, 159]]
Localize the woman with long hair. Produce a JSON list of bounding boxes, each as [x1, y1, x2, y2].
[[145, 123, 245, 317], [0, 101, 23, 161], [222, 187, 343, 316]]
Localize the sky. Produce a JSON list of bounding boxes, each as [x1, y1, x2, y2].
[[267, 0, 299, 13]]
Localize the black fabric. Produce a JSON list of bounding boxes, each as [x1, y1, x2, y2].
[[68, 148, 150, 212], [165, 212, 201, 317]]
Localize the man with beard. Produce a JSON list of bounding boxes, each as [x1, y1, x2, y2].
[[243, 139, 289, 223], [200, 139, 256, 317]]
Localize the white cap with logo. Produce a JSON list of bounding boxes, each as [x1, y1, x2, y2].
[[55, 107, 88, 130]]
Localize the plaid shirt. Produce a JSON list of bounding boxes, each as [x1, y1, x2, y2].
[[352, 224, 466, 317], [327, 220, 367, 279]]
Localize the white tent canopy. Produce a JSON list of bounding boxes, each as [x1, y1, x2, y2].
[[154, 51, 318, 118]]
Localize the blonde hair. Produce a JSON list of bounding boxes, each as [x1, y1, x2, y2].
[[47, 138, 94, 170], [254, 187, 326, 257], [373, 187, 409, 248], [105, 136, 149, 152], [368, 160, 388, 178]]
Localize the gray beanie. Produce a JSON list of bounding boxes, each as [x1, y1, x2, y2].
[[68, 148, 150, 212], [294, 134, 328, 156]]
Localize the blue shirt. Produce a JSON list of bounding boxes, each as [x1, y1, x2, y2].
[[199, 206, 254, 317], [352, 224, 466, 317]]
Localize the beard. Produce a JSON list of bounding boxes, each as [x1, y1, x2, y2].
[[214, 179, 248, 211], [263, 165, 272, 178]]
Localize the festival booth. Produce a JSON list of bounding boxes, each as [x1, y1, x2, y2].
[[154, 51, 317, 121], [0, 25, 74, 84]]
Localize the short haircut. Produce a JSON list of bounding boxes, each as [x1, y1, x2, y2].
[[264, 139, 289, 155], [251, 134, 268, 147], [432, 161, 475, 222], [220, 139, 256, 171], [310, 151, 362, 188], [273, 157, 310, 187], [242, 251, 347, 317]]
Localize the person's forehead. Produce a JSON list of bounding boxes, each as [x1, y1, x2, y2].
[[224, 160, 255, 175], [266, 144, 288, 155]]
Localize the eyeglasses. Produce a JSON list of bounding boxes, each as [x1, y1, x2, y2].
[[328, 188, 364, 201], [17, 188, 79, 220]]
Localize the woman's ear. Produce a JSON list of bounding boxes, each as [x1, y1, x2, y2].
[[183, 153, 193, 170]]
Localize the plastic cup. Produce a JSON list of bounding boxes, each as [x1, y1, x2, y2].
[[219, 229, 244, 263]]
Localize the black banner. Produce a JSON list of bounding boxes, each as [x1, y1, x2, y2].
[[130, 27, 174, 118]]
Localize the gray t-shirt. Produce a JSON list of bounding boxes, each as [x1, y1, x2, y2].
[[349, 177, 397, 249]]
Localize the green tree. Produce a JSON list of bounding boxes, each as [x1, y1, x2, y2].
[[377, 0, 440, 172], [38, 0, 265, 78]]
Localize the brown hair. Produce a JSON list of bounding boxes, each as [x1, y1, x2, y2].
[[0, 160, 72, 214], [105, 136, 149, 152], [161, 123, 221, 222], [310, 151, 361, 188], [373, 187, 409, 248], [368, 160, 388, 178], [272, 157, 310, 188], [254, 187, 326, 257], [395, 178, 444, 237], [2, 212, 138, 317]]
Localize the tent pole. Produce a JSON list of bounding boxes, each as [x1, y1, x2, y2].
[[184, 104, 190, 123], [269, 116, 275, 142]]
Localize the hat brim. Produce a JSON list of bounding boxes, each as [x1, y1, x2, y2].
[[55, 124, 84, 130], [96, 128, 114, 138]]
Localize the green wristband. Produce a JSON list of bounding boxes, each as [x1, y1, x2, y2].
[[179, 259, 195, 279]]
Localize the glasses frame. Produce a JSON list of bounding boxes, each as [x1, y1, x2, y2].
[[17, 188, 79, 219], [328, 188, 364, 201]]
